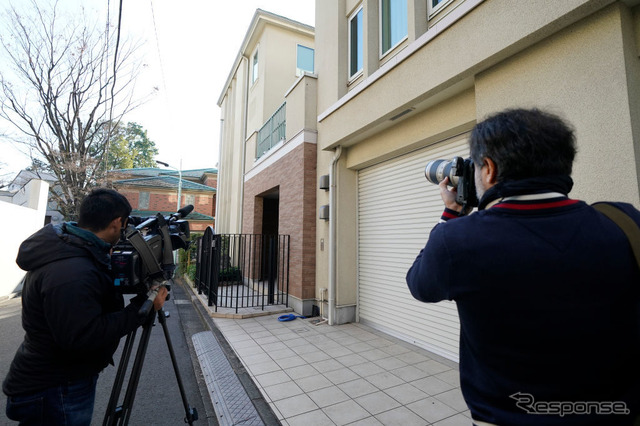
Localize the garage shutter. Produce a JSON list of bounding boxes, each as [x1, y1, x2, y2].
[[358, 135, 469, 362]]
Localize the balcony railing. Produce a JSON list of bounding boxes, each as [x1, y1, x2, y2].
[[256, 102, 286, 159]]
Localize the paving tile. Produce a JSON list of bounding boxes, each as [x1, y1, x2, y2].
[[281, 337, 309, 347], [433, 413, 473, 426], [241, 352, 272, 365], [313, 358, 345, 373], [335, 353, 368, 367], [323, 400, 370, 425], [366, 337, 395, 348], [261, 341, 289, 352], [334, 336, 361, 346], [435, 369, 461, 386], [292, 344, 319, 355], [286, 409, 335, 426], [285, 364, 319, 380], [396, 351, 432, 365], [391, 364, 429, 382], [374, 406, 427, 426], [295, 374, 334, 393], [359, 348, 389, 362], [364, 371, 404, 390], [348, 417, 384, 426], [384, 383, 429, 405], [373, 356, 408, 371], [435, 388, 468, 412], [263, 380, 304, 402], [337, 378, 378, 398], [273, 394, 319, 419], [407, 397, 459, 424], [346, 341, 375, 353], [301, 350, 331, 363], [269, 347, 297, 359], [379, 343, 412, 356], [307, 386, 351, 408], [248, 359, 281, 375], [349, 361, 385, 377], [412, 375, 455, 396], [322, 345, 354, 358], [275, 355, 308, 369], [235, 345, 265, 357], [354, 391, 401, 415], [255, 370, 291, 388], [415, 359, 452, 375], [323, 367, 360, 385]]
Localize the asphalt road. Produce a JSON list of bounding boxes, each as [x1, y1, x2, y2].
[[0, 278, 218, 426]]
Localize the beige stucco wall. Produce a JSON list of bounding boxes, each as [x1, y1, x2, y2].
[[475, 2, 640, 205], [217, 12, 315, 234], [285, 74, 318, 142], [315, 0, 640, 323]]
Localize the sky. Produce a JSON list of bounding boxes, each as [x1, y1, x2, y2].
[[0, 0, 315, 179]]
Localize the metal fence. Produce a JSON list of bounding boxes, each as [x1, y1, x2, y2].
[[256, 102, 286, 159], [195, 227, 290, 313]]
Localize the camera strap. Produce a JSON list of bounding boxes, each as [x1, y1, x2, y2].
[[125, 228, 163, 277], [592, 202, 640, 270]]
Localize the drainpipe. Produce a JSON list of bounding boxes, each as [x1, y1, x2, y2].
[[239, 56, 249, 234], [328, 145, 342, 326]]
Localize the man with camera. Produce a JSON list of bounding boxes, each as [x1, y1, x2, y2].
[[3, 188, 168, 425], [407, 108, 640, 425]]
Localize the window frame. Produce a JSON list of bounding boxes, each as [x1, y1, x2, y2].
[[348, 5, 364, 81], [428, 0, 454, 18], [139, 191, 150, 209], [296, 44, 315, 76], [379, 0, 408, 58], [251, 47, 259, 85]]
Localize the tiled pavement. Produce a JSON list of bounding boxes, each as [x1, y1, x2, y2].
[[207, 311, 472, 426]]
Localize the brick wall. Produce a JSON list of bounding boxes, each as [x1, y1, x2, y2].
[[242, 142, 317, 300]]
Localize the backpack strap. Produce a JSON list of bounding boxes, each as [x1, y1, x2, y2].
[[592, 202, 640, 269]]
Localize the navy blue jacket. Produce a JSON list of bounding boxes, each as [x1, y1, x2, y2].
[[3, 223, 145, 396], [407, 196, 640, 425]]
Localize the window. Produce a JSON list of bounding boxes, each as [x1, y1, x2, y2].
[[296, 45, 314, 76], [251, 50, 259, 84], [186, 194, 195, 206], [380, 0, 407, 56], [139, 191, 150, 209], [429, 0, 452, 16], [349, 7, 363, 79]]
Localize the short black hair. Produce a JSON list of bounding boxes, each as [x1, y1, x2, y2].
[[470, 108, 577, 181], [78, 188, 132, 232]]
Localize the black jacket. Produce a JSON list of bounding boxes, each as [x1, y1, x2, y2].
[[3, 223, 144, 396]]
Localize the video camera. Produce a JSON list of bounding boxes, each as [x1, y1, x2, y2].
[[425, 156, 478, 213], [111, 205, 193, 300]]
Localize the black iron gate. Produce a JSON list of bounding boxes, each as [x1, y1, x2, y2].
[[195, 227, 290, 313]]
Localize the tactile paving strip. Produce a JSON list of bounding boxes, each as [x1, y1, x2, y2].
[[192, 332, 264, 426]]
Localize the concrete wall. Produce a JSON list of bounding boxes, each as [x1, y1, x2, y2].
[[0, 179, 49, 298]]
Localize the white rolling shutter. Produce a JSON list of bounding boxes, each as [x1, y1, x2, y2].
[[357, 135, 470, 362]]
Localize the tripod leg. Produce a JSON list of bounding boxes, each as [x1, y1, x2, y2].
[[117, 312, 155, 426], [157, 308, 199, 425], [103, 329, 137, 426]]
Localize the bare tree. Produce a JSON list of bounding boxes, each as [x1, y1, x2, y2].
[[0, 0, 144, 219]]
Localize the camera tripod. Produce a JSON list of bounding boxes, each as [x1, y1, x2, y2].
[[103, 301, 198, 425]]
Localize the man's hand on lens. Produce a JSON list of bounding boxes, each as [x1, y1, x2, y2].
[[439, 177, 463, 213]]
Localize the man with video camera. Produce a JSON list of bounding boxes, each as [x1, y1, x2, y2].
[[3, 188, 168, 425], [407, 108, 640, 425]]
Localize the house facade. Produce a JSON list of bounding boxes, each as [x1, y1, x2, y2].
[[216, 10, 317, 315], [112, 168, 217, 232], [315, 0, 640, 362]]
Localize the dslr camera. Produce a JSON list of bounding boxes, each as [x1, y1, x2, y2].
[[425, 157, 478, 212], [111, 205, 193, 297]]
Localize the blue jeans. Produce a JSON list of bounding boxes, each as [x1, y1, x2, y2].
[[5, 375, 98, 425]]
